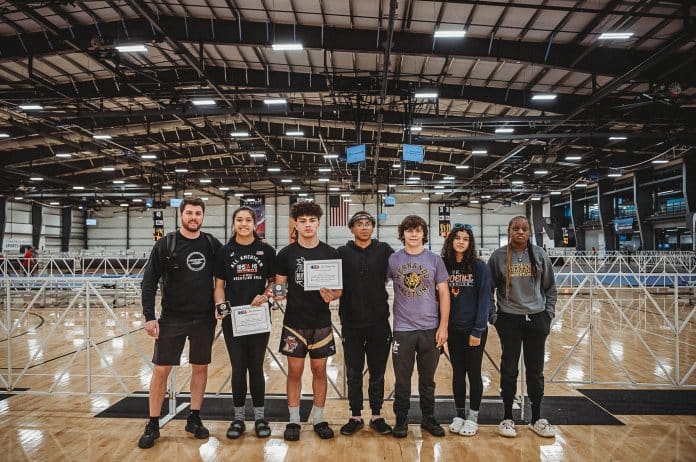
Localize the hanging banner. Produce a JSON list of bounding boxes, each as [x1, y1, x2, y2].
[[346, 144, 366, 164], [438, 205, 451, 237], [241, 197, 266, 239], [153, 210, 164, 241], [403, 144, 425, 163]]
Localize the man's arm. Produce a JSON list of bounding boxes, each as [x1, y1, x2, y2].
[[436, 281, 450, 347], [141, 240, 165, 338]]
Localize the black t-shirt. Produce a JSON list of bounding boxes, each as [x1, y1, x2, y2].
[[276, 241, 339, 328], [213, 238, 276, 306], [141, 232, 222, 322]]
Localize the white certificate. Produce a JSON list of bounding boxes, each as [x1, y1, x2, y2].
[[303, 259, 343, 291], [230, 304, 272, 336]]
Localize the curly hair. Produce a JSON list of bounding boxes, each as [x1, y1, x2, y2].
[[441, 226, 478, 273], [290, 201, 323, 220], [398, 215, 428, 245]]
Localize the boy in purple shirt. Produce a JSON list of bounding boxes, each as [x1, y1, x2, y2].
[[387, 215, 450, 438]]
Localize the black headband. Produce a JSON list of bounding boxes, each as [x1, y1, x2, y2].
[[349, 212, 376, 228]]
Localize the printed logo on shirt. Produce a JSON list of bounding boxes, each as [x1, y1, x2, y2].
[[256, 250, 264, 256], [229, 254, 264, 281], [449, 270, 474, 297], [294, 257, 305, 287], [392, 340, 400, 355], [395, 262, 430, 298], [186, 251, 207, 271], [510, 263, 533, 277]]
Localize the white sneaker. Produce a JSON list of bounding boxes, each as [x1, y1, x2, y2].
[[529, 418, 556, 437], [459, 419, 478, 436], [448, 417, 465, 434], [498, 419, 517, 437]]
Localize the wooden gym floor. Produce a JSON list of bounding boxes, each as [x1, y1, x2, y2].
[[0, 286, 695, 461]]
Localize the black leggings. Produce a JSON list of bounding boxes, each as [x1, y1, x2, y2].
[[448, 328, 487, 411], [222, 317, 270, 408]]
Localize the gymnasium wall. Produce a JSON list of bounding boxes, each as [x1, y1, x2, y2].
[[2, 194, 526, 255]]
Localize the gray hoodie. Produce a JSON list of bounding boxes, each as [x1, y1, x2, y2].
[[488, 244, 557, 318]]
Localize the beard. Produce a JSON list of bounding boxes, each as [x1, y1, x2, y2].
[[182, 219, 201, 232]]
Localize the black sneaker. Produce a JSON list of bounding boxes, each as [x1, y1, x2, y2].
[[340, 418, 364, 435], [392, 416, 408, 438], [185, 413, 210, 439], [369, 418, 393, 435], [420, 416, 445, 437], [284, 423, 301, 441], [137, 420, 160, 449], [313, 422, 334, 439]]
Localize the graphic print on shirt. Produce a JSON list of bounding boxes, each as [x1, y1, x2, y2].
[[186, 251, 206, 271], [510, 263, 533, 278], [395, 261, 430, 298], [294, 257, 305, 287], [229, 253, 265, 281], [448, 269, 474, 298]]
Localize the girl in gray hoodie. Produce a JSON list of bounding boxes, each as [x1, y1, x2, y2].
[[488, 216, 557, 439]]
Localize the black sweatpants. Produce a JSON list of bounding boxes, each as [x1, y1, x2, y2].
[[222, 316, 270, 408], [448, 328, 488, 412], [342, 320, 392, 416], [494, 311, 550, 419], [392, 328, 440, 420]]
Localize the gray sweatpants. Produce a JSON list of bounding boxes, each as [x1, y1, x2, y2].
[[392, 328, 440, 419]]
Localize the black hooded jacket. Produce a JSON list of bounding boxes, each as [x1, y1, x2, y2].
[[337, 239, 394, 328]]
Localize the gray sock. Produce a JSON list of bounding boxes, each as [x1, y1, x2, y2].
[[468, 410, 479, 423], [289, 406, 301, 424], [313, 406, 325, 425], [234, 406, 245, 421], [254, 406, 264, 421]]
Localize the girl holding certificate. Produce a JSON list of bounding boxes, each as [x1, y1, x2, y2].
[[441, 224, 491, 437], [214, 207, 276, 439]]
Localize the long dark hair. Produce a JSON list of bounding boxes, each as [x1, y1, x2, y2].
[[441, 226, 478, 274], [504, 215, 538, 297], [231, 206, 261, 240]]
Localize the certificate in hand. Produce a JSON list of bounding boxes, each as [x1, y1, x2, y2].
[[230, 304, 272, 337], [303, 259, 343, 291]]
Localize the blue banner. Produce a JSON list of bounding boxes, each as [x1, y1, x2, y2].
[[346, 144, 366, 164], [614, 217, 633, 232], [403, 144, 424, 163]]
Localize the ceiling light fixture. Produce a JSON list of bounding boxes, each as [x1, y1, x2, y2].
[[532, 94, 557, 101], [534, 169, 549, 175], [472, 150, 488, 156], [264, 98, 287, 105], [323, 154, 338, 159], [72, 186, 84, 190], [162, 185, 173, 190], [116, 44, 147, 53], [192, 99, 216, 106], [113, 180, 125, 184], [272, 43, 303, 51], [141, 154, 157, 160], [565, 155, 582, 161], [286, 130, 304, 136], [19, 104, 43, 110], [267, 167, 281, 172], [455, 165, 470, 169], [0, 133, 9, 138], [249, 152, 266, 158], [174, 168, 189, 173], [609, 136, 627, 141], [495, 128, 514, 134], [414, 92, 438, 99], [101, 167, 115, 172], [598, 32, 634, 40], [281, 179, 293, 183], [230, 131, 250, 137], [93, 134, 112, 140], [434, 30, 466, 38], [56, 153, 72, 158]]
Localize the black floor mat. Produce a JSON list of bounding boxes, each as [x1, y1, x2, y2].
[[0, 388, 29, 402], [406, 395, 622, 425], [580, 389, 696, 415], [95, 393, 314, 422]]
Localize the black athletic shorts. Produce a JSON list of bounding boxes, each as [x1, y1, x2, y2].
[[152, 318, 216, 365], [279, 325, 336, 359]]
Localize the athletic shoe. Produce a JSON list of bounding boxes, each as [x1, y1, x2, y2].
[[369, 418, 392, 435], [529, 418, 556, 437], [185, 413, 209, 439], [448, 417, 465, 434], [226, 419, 245, 439], [498, 419, 517, 438], [137, 420, 160, 449], [340, 418, 364, 435], [313, 422, 334, 439], [392, 416, 408, 438], [420, 416, 445, 437], [284, 423, 301, 441], [459, 419, 478, 436]]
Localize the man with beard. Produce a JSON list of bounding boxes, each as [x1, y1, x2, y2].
[[138, 197, 222, 449]]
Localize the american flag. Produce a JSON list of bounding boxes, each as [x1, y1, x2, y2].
[[329, 195, 349, 227]]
